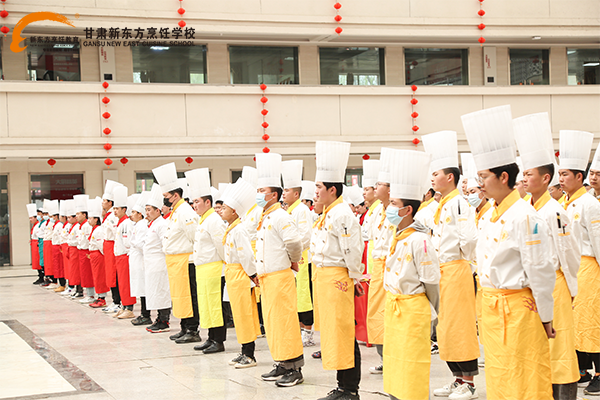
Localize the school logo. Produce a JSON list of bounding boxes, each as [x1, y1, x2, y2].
[[522, 296, 538, 313], [333, 280, 348, 292], [10, 12, 77, 53]]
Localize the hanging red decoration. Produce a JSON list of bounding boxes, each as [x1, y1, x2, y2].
[[412, 126, 420, 132], [0, 10, 8, 18], [0, 26, 8, 35], [102, 112, 111, 119], [104, 158, 113, 166], [120, 157, 129, 165], [335, 26, 343, 35], [412, 138, 420, 146], [555, 151, 560, 157], [103, 128, 111, 135], [478, 37, 486, 44], [260, 96, 268, 104], [362, 154, 370, 160], [478, 23, 486, 30], [185, 157, 193, 165], [262, 147, 271, 153], [410, 98, 418, 105], [411, 112, 419, 118], [261, 122, 269, 129], [178, 7, 185, 15], [334, 2, 342, 35], [260, 83, 267, 91], [47, 159, 56, 167], [102, 96, 110, 104], [261, 109, 269, 116], [477, 0, 486, 45], [262, 134, 270, 141], [333, 2, 342, 9], [478, 9, 485, 16], [334, 15, 342, 22], [410, 85, 420, 142], [103, 143, 112, 151], [102, 81, 109, 89], [178, 20, 186, 27], [411, 85, 418, 92]]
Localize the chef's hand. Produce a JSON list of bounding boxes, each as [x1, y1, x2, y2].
[[354, 282, 365, 297], [543, 321, 556, 339], [251, 276, 260, 287], [290, 262, 299, 272]]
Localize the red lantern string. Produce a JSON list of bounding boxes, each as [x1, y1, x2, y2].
[[0, 0, 8, 37], [260, 83, 271, 152], [104, 158, 113, 168], [411, 85, 420, 146], [412, 138, 421, 146], [185, 156, 193, 165], [47, 158, 56, 168], [103, 143, 112, 152], [478, 0, 485, 46], [334, 2, 342, 35], [101, 81, 113, 163], [362, 154, 370, 160], [178, 0, 186, 29], [120, 157, 129, 165]]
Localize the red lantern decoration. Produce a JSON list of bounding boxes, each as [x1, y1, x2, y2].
[[261, 109, 269, 116], [335, 26, 343, 35], [259, 83, 267, 91], [334, 15, 342, 22], [102, 96, 110, 104], [47, 159, 56, 167], [555, 151, 560, 157], [178, 20, 186, 27], [102, 81, 109, 89], [362, 154, 370, 160], [0, 10, 8, 18], [102, 112, 111, 119], [177, 7, 185, 15], [120, 157, 129, 165], [334, 2, 342, 9], [253, 156, 256, 162], [103, 128, 111, 135], [260, 96, 268, 104], [104, 158, 113, 166], [262, 134, 270, 141], [478, 23, 486, 30], [479, 0, 484, 2], [0, 26, 9, 35], [412, 125, 420, 132], [478, 9, 485, 16], [185, 157, 193, 165], [262, 147, 271, 153], [103, 143, 112, 151], [410, 98, 418, 105], [411, 112, 419, 118], [478, 37, 486, 44], [262, 122, 269, 129], [412, 138, 421, 145], [411, 85, 418, 92]]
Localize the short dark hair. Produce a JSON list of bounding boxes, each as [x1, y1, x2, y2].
[[536, 164, 555, 182], [105, 199, 114, 206], [94, 217, 102, 226], [215, 200, 224, 205], [401, 199, 421, 217], [200, 195, 213, 207], [442, 167, 461, 187], [303, 199, 313, 206], [427, 188, 435, 197], [489, 163, 519, 188], [80, 211, 88, 219], [268, 187, 283, 201], [553, 184, 561, 189], [169, 188, 184, 198], [323, 182, 344, 198], [569, 169, 587, 182]]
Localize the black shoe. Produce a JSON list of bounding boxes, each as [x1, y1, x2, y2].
[[312, 350, 321, 359], [584, 375, 600, 395], [131, 316, 152, 326], [203, 341, 225, 354], [33, 278, 44, 285], [317, 388, 360, 400], [261, 363, 288, 381], [146, 320, 170, 333], [194, 339, 213, 351], [579, 372, 593, 387], [169, 329, 186, 341], [174, 330, 201, 344], [275, 368, 304, 387]]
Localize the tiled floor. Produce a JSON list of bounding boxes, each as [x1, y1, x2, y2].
[[0, 265, 591, 400]]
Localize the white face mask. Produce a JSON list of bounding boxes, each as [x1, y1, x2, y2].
[[467, 192, 483, 208]]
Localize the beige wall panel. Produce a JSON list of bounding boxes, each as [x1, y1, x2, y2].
[[7, 165, 29, 266], [409, 0, 482, 18], [469, 46, 484, 86], [94, 0, 261, 13], [299, 45, 319, 85], [17, 0, 95, 7], [385, 46, 404, 86], [207, 43, 230, 85], [483, 95, 551, 119], [339, 95, 407, 137], [550, 47, 567, 86], [409, 95, 484, 135], [261, 0, 409, 18], [485, 0, 550, 19], [107, 94, 187, 137], [114, 45, 133, 83], [551, 95, 600, 133], [6, 92, 100, 137], [496, 47, 509, 86], [0, 93, 7, 137], [80, 44, 100, 82], [2, 39, 28, 81], [550, 0, 600, 18]]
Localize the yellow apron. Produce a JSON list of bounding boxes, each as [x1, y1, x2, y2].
[[224, 263, 261, 344], [165, 253, 193, 319], [296, 249, 313, 313], [550, 269, 579, 384], [196, 260, 224, 329], [383, 292, 431, 400], [437, 259, 480, 362], [315, 266, 355, 370], [312, 265, 320, 332], [366, 257, 386, 345], [250, 240, 261, 303], [366, 240, 375, 274], [481, 287, 553, 400], [573, 256, 600, 353], [475, 274, 482, 324], [259, 268, 304, 361]]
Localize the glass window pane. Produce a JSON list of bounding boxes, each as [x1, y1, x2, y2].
[[229, 46, 299, 85], [568, 48, 600, 85], [136, 172, 188, 193], [30, 174, 85, 205], [405, 49, 469, 86], [231, 170, 242, 183], [132, 45, 207, 84], [510, 49, 549, 85], [345, 168, 363, 187], [319, 47, 385, 85], [27, 39, 81, 81], [0, 175, 9, 265]]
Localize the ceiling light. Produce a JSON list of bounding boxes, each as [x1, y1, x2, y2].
[[583, 62, 600, 67], [531, 36, 541, 40], [150, 46, 170, 51]]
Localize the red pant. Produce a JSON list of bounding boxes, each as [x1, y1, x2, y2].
[[103, 241, 117, 288], [115, 254, 136, 306], [43, 241, 54, 276], [61, 243, 70, 279], [90, 250, 109, 294], [78, 249, 94, 288], [31, 240, 40, 270], [68, 246, 81, 286], [52, 244, 64, 279]]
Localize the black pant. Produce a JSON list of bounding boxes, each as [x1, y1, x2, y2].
[[447, 359, 479, 377], [298, 311, 314, 326], [337, 339, 361, 393], [578, 351, 600, 373], [58, 277, 66, 286], [208, 277, 227, 343], [242, 341, 255, 360], [180, 263, 200, 332], [141, 297, 171, 322], [111, 274, 121, 305]]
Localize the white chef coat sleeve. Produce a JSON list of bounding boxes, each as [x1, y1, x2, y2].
[[210, 219, 226, 262], [456, 200, 477, 263], [121, 222, 131, 251], [297, 208, 312, 251], [182, 210, 198, 245], [131, 224, 146, 251], [414, 236, 441, 286], [334, 212, 364, 280], [97, 228, 105, 255], [554, 210, 580, 297], [233, 228, 257, 277], [583, 199, 600, 261], [280, 214, 303, 263]]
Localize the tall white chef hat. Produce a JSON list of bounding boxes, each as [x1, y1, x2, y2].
[[113, 186, 128, 208], [47, 200, 59, 215], [177, 178, 190, 200], [390, 150, 432, 201], [461, 105, 516, 171], [422, 130, 459, 172], [281, 160, 303, 189], [133, 191, 150, 217], [152, 162, 180, 193], [300, 181, 316, 201], [241, 166, 258, 189], [590, 142, 600, 172], [559, 130, 594, 171], [59, 200, 68, 216], [346, 185, 365, 206], [315, 141, 351, 183], [102, 179, 124, 201], [378, 147, 401, 184], [26, 204, 37, 218], [73, 194, 89, 213], [42, 199, 51, 213], [513, 112, 555, 172], [221, 178, 257, 216], [362, 159, 380, 188], [460, 153, 478, 180], [217, 183, 230, 201], [64, 199, 76, 216], [184, 168, 211, 200], [88, 197, 103, 219], [516, 157, 525, 182], [127, 194, 139, 217], [256, 153, 282, 188], [146, 184, 163, 209], [210, 187, 220, 202]]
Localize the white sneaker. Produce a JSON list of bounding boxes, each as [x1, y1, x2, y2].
[[46, 283, 58, 289], [369, 365, 383, 374], [102, 303, 120, 313], [60, 287, 73, 296], [434, 381, 461, 397], [79, 296, 95, 304], [449, 383, 478, 400], [302, 330, 315, 347]]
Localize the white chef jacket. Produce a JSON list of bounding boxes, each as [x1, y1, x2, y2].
[[256, 204, 303, 275], [31, 221, 42, 240], [60, 222, 71, 245], [77, 221, 92, 250], [288, 200, 312, 251], [564, 187, 600, 259], [242, 204, 262, 244], [142, 217, 171, 310], [310, 198, 364, 280], [114, 216, 132, 256], [361, 201, 382, 242], [477, 190, 555, 323], [102, 209, 119, 242], [130, 218, 149, 296], [89, 224, 104, 253], [51, 221, 63, 245], [193, 209, 226, 266], [532, 193, 580, 297], [414, 200, 438, 232], [163, 199, 198, 255], [384, 223, 440, 296], [224, 221, 257, 277], [370, 203, 395, 259], [67, 222, 79, 247], [42, 219, 53, 241], [431, 191, 477, 264]]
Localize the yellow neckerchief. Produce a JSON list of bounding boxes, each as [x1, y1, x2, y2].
[[367, 199, 381, 217], [287, 199, 301, 215], [245, 203, 257, 217], [564, 186, 587, 210], [170, 198, 185, 220], [523, 193, 532, 203], [222, 218, 241, 245], [476, 201, 492, 224], [491, 189, 520, 223], [558, 194, 566, 205], [377, 202, 388, 229], [199, 207, 215, 226], [433, 189, 459, 225], [256, 202, 281, 231], [389, 227, 417, 255], [532, 190, 551, 212], [418, 197, 433, 212], [316, 196, 344, 229]]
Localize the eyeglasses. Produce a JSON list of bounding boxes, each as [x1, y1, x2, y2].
[[476, 174, 494, 186]]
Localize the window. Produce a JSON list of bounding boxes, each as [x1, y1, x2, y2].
[[568, 48, 600, 85], [135, 172, 186, 192], [510, 49, 549, 85], [30, 174, 84, 205], [405, 49, 469, 86], [345, 168, 363, 187], [132, 45, 207, 84], [27, 38, 81, 81], [319, 47, 385, 85], [231, 170, 242, 183], [229, 46, 299, 85], [0, 175, 8, 265]]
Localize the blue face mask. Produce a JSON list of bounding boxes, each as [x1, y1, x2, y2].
[[467, 193, 483, 208], [386, 205, 406, 226], [256, 193, 268, 208], [36, 215, 42, 221], [43, 215, 49, 220]]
